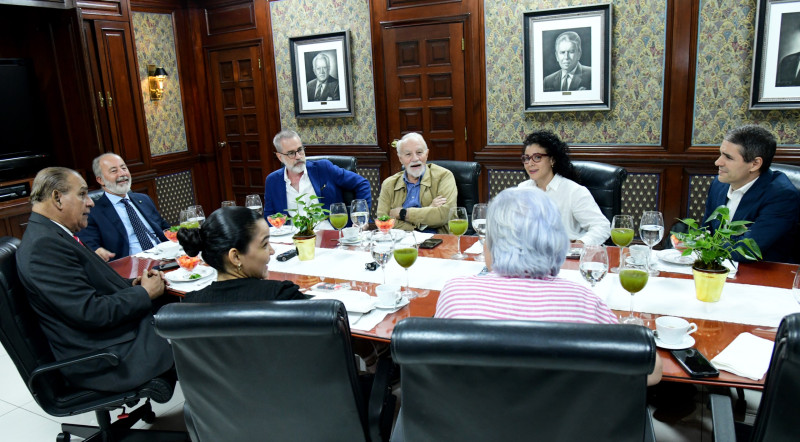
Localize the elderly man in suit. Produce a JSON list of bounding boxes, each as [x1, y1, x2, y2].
[[16, 167, 174, 395], [78, 153, 171, 261], [776, 51, 800, 87], [306, 52, 340, 102], [704, 125, 800, 263], [543, 31, 592, 92]]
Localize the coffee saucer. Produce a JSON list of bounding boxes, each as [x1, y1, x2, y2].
[[374, 297, 410, 310], [339, 237, 361, 245], [654, 334, 695, 350]]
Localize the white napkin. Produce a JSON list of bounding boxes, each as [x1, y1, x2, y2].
[[651, 250, 738, 278], [350, 309, 391, 331], [464, 240, 484, 254], [711, 333, 775, 380], [136, 241, 184, 260], [308, 290, 376, 313]]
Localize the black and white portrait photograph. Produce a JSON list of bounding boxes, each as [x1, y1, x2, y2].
[[750, 0, 800, 109], [524, 4, 611, 112], [290, 31, 354, 118]]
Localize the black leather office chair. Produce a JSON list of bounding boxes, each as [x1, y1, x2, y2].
[[88, 189, 104, 201], [710, 313, 799, 442], [0, 236, 187, 442], [770, 163, 800, 190], [573, 160, 628, 222], [154, 300, 395, 442], [428, 160, 482, 215], [306, 155, 359, 208], [391, 317, 656, 442]]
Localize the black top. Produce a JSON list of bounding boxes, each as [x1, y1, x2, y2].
[[184, 278, 306, 303]]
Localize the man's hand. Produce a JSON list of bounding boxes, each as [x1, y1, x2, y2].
[[429, 195, 447, 208], [136, 269, 165, 299], [95, 247, 116, 262], [389, 207, 402, 219]]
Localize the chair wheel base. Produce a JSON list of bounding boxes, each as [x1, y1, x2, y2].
[[56, 432, 70, 442]]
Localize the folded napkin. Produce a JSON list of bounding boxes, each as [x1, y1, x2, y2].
[[308, 290, 376, 313], [710, 333, 775, 380], [464, 240, 484, 255], [136, 241, 184, 260]]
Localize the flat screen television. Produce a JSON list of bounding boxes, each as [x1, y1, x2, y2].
[[0, 58, 52, 180]]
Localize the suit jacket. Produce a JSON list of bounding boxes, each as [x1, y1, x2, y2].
[[16, 212, 173, 392], [704, 170, 800, 264], [306, 76, 340, 101], [263, 159, 372, 220], [543, 63, 592, 92], [776, 52, 800, 87], [78, 192, 170, 260]]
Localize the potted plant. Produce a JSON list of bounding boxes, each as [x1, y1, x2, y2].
[[286, 194, 329, 261], [671, 206, 761, 302]]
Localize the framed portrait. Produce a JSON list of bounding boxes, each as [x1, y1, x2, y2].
[[750, 0, 800, 109], [523, 4, 612, 112], [289, 31, 354, 118]]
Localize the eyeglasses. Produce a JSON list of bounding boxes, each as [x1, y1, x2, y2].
[[277, 146, 305, 159], [520, 153, 549, 164]]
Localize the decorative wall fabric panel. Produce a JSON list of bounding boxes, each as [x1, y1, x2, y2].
[[358, 166, 382, 218], [686, 174, 715, 222], [155, 170, 195, 224], [621, 173, 660, 229]]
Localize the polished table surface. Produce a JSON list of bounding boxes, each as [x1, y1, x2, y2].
[[110, 230, 798, 390]]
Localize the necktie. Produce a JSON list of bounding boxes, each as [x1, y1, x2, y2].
[[73, 235, 83, 246], [561, 74, 569, 91], [121, 198, 155, 250], [315, 82, 324, 100]]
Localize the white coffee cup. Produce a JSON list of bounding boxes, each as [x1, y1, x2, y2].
[[342, 226, 360, 241], [629, 244, 649, 266], [375, 284, 401, 307], [655, 316, 698, 345]]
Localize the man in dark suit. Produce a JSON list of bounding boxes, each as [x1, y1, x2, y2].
[[776, 51, 800, 87], [16, 167, 174, 393], [543, 31, 592, 92], [704, 125, 800, 263], [78, 153, 171, 261], [305, 52, 340, 102]]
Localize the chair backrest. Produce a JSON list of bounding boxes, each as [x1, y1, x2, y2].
[[154, 300, 371, 442], [391, 317, 655, 442], [306, 155, 359, 207], [88, 189, 104, 201], [573, 160, 628, 222], [749, 313, 800, 442], [428, 160, 482, 214], [770, 163, 800, 191]]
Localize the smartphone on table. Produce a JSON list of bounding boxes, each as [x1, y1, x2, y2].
[[670, 348, 719, 378], [419, 238, 443, 249]]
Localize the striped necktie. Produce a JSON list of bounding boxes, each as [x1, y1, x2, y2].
[[121, 198, 155, 250]]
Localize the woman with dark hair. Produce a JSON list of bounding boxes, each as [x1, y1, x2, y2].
[[177, 206, 305, 303], [518, 130, 610, 245]]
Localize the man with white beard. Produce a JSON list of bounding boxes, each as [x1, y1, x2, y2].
[[377, 132, 457, 233], [78, 153, 171, 261]]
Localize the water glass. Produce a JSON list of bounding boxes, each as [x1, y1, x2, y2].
[[639, 211, 664, 275], [245, 195, 263, 216], [579, 245, 608, 288], [472, 203, 487, 262]]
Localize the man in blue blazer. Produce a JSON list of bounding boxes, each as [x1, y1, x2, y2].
[[263, 130, 371, 223], [704, 125, 800, 263], [78, 153, 171, 261]]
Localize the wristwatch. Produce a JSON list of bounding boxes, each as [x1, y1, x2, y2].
[[399, 208, 407, 221]]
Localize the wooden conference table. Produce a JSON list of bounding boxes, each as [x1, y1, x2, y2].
[[110, 230, 796, 390]]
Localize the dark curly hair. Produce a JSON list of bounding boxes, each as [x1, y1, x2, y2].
[[522, 130, 579, 182], [177, 206, 263, 272]]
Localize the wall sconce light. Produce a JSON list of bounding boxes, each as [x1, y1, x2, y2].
[[147, 65, 168, 101]]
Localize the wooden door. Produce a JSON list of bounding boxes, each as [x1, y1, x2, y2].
[[382, 22, 466, 171], [208, 45, 271, 205]]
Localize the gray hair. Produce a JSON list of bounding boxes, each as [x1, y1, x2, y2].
[[395, 132, 428, 155], [312, 52, 331, 69], [485, 187, 568, 278], [555, 31, 582, 54], [723, 125, 776, 172], [30, 167, 78, 204], [272, 130, 301, 152], [91, 153, 120, 179]]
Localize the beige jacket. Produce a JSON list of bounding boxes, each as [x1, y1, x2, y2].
[[377, 163, 457, 233]]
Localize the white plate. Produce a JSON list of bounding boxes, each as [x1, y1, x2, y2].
[[657, 249, 695, 266], [654, 334, 695, 350], [165, 265, 215, 283], [374, 296, 410, 310], [270, 225, 298, 237], [340, 237, 362, 245]]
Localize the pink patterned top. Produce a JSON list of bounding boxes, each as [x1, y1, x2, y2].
[[435, 273, 619, 324]]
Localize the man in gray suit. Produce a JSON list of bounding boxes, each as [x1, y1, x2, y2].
[[305, 52, 340, 101], [543, 31, 592, 92], [16, 167, 174, 394]]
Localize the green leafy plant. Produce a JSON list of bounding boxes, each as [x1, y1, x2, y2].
[[671, 205, 762, 271], [287, 194, 330, 237]]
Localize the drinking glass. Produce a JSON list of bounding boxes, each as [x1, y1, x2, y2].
[[792, 267, 800, 304], [618, 256, 649, 325], [610, 215, 634, 273], [471, 203, 488, 262], [245, 195, 263, 217], [179, 209, 193, 228], [394, 234, 420, 298], [639, 211, 664, 276], [330, 202, 348, 248], [189, 205, 205, 226], [370, 232, 395, 285], [221, 200, 236, 208], [267, 213, 287, 233], [448, 206, 469, 260], [350, 199, 369, 248], [579, 245, 609, 288]]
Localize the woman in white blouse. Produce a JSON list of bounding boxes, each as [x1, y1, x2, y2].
[[517, 130, 610, 245]]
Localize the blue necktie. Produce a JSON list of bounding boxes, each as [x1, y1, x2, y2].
[[121, 198, 155, 250]]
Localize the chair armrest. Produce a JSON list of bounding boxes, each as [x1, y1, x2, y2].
[[368, 357, 395, 442], [29, 351, 120, 390], [709, 393, 736, 442]]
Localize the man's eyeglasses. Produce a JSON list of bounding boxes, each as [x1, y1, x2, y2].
[[520, 153, 549, 164], [277, 146, 305, 159]]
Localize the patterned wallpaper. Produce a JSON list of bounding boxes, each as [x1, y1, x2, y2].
[[269, 0, 377, 145], [132, 12, 189, 155], [692, 0, 800, 146], [484, 1, 667, 146]]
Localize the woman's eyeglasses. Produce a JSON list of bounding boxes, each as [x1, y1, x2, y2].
[[520, 153, 549, 164]]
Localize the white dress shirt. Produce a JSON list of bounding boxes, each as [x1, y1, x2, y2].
[[518, 174, 611, 245], [283, 166, 332, 230], [105, 192, 158, 254], [725, 177, 757, 221]]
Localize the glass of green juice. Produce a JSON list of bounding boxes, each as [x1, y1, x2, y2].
[[618, 257, 649, 326], [329, 202, 348, 248], [394, 238, 419, 299], [610, 214, 634, 273], [448, 206, 469, 260]]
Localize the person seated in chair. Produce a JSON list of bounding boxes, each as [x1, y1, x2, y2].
[[517, 130, 610, 245], [377, 132, 457, 233], [78, 153, 171, 261], [704, 125, 800, 263], [16, 167, 175, 396], [178, 206, 306, 303]]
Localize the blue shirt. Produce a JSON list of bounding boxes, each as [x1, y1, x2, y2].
[[105, 192, 159, 254], [402, 167, 425, 209]]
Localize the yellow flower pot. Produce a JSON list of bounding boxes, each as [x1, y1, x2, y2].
[[692, 266, 729, 302], [293, 235, 316, 261]]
